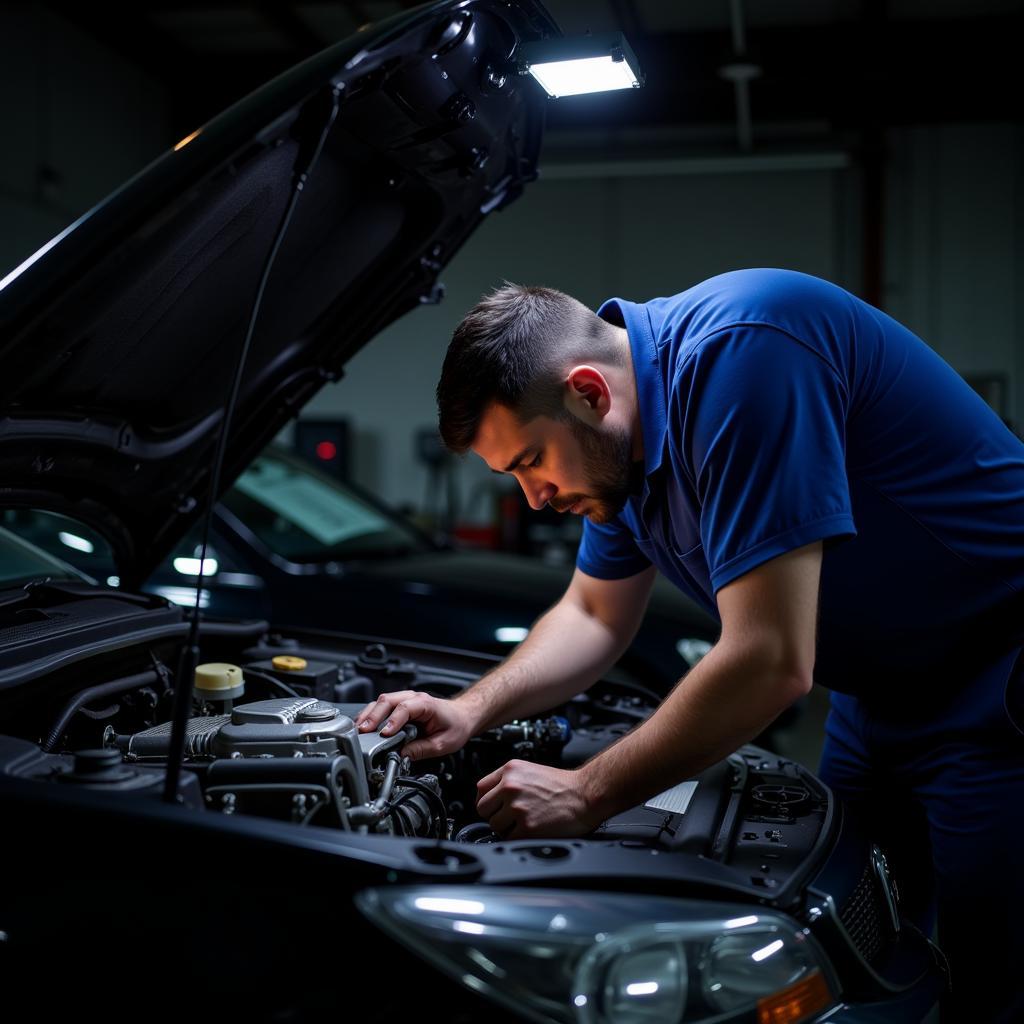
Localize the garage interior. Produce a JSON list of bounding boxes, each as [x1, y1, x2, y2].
[[2, 0, 1022, 772]]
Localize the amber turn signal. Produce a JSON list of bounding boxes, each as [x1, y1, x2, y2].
[[757, 969, 833, 1024]]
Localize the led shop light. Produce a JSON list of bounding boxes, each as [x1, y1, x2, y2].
[[518, 33, 644, 98]]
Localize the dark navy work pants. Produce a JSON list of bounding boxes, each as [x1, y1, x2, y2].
[[818, 647, 1024, 1024]]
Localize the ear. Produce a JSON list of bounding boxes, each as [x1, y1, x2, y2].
[[563, 365, 611, 426]]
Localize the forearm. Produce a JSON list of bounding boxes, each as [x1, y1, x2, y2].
[[577, 638, 809, 821], [455, 596, 629, 732]]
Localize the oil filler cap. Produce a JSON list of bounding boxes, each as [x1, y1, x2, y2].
[[195, 662, 245, 701], [296, 702, 338, 722], [272, 655, 308, 672]]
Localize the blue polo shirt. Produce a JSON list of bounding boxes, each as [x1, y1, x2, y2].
[[577, 269, 1024, 698]]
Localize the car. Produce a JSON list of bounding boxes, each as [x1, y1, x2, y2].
[[5, 443, 721, 691], [0, 1, 945, 1020]]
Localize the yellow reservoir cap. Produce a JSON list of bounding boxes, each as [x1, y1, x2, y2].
[[272, 656, 308, 672], [194, 662, 244, 694]]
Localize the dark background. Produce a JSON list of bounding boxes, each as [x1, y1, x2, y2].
[[3, 0, 1021, 524]]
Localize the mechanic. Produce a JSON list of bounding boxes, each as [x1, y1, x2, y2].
[[356, 267, 1024, 1022]]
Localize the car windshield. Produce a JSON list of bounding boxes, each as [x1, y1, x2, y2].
[[0, 519, 89, 588], [221, 449, 427, 563]]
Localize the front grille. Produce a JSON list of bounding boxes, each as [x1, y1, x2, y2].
[[838, 860, 894, 964]]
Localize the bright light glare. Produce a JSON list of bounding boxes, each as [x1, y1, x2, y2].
[[466, 949, 505, 977], [724, 916, 759, 929], [528, 55, 638, 97], [496, 626, 529, 643], [626, 982, 660, 996], [173, 556, 219, 577], [751, 939, 785, 962], [58, 531, 94, 554], [106, 576, 120, 588], [153, 585, 210, 609], [573, 995, 588, 1008], [414, 897, 485, 915], [454, 920, 486, 935], [174, 128, 201, 151]]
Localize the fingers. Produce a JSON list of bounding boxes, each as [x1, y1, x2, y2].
[[476, 766, 502, 796], [475, 767, 505, 819], [477, 781, 521, 840], [356, 692, 471, 762], [354, 691, 418, 732], [378, 695, 435, 737]]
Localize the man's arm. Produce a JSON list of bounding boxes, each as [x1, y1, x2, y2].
[[456, 565, 657, 730], [354, 566, 657, 759], [477, 541, 821, 838]]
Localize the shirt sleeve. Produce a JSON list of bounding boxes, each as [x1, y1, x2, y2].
[[576, 517, 652, 580], [678, 324, 857, 593]]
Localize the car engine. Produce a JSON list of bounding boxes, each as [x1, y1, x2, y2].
[[0, 632, 655, 844], [1, 602, 931, 1009], [0, 626, 832, 877]]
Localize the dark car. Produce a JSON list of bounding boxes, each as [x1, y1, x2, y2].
[[0, 2, 944, 1021], [7, 443, 719, 690]]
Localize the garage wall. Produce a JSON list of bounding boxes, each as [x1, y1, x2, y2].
[[0, 5, 168, 279], [0, 6, 1018, 522], [306, 122, 1022, 519], [885, 123, 1023, 430], [302, 161, 853, 517]]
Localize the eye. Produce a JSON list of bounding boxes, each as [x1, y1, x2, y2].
[[528, 452, 542, 468]]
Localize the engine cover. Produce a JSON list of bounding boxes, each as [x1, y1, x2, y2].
[[118, 698, 413, 804], [215, 698, 359, 757]]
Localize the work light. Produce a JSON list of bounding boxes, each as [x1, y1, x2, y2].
[[518, 33, 644, 98]]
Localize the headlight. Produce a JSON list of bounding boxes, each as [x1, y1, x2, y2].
[[356, 886, 836, 1024]]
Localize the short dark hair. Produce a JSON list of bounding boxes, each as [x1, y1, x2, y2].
[[436, 283, 622, 453]]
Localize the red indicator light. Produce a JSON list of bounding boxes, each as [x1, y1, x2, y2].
[[316, 440, 337, 461]]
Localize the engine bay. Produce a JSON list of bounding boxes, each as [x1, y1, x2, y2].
[[0, 631, 672, 840], [0, 603, 832, 901], [2, 589, 932, 1006]]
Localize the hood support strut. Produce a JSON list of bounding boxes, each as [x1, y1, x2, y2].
[[162, 84, 343, 806]]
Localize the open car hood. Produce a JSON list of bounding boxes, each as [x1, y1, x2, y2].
[[0, 0, 553, 587]]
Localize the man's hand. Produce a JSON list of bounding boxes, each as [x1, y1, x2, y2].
[[475, 760, 604, 840], [354, 691, 476, 760]]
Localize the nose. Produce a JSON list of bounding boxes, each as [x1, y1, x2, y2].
[[521, 478, 556, 511]]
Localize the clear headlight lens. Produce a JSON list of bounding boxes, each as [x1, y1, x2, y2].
[[356, 886, 836, 1024]]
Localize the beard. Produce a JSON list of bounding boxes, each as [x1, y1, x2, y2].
[[549, 417, 636, 524]]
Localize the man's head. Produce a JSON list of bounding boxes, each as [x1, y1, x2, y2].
[[436, 283, 640, 524]]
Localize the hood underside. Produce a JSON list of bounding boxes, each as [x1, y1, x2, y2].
[[0, 0, 553, 586]]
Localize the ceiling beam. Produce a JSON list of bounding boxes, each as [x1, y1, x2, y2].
[[41, 5, 1024, 141], [545, 13, 1023, 131]]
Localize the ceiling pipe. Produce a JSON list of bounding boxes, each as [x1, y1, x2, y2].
[[718, 0, 761, 152], [860, 0, 887, 308], [540, 151, 849, 180]]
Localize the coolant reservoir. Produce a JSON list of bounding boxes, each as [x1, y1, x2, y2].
[[194, 662, 245, 702], [247, 655, 337, 701], [271, 655, 307, 672]]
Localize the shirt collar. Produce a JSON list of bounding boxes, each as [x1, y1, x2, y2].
[[596, 297, 667, 482]]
